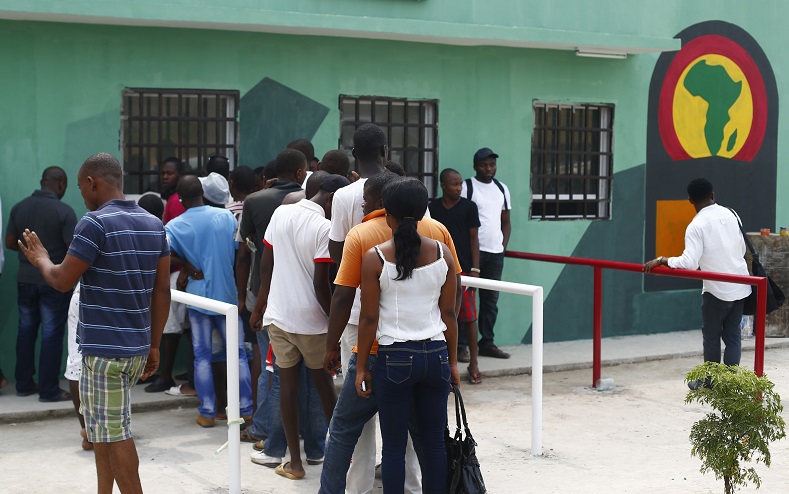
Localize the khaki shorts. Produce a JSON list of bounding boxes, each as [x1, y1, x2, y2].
[[268, 323, 326, 369]]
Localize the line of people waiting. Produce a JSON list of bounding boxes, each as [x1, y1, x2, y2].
[[2, 123, 514, 493]]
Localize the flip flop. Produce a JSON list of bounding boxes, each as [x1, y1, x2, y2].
[[275, 462, 305, 480], [467, 367, 483, 385]]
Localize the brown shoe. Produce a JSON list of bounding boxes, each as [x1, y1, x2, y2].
[[196, 415, 216, 428], [240, 428, 262, 443], [457, 348, 470, 363], [478, 344, 510, 359]]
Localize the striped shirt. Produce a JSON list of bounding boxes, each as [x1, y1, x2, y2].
[[68, 200, 170, 358]]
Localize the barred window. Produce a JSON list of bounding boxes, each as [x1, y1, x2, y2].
[[121, 88, 239, 194], [339, 96, 439, 196], [530, 102, 614, 219]]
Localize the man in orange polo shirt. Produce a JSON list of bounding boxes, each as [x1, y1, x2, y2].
[[318, 172, 462, 494]]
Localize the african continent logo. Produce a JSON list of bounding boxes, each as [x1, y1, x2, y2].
[[673, 55, 752, 158], [658, 34, 767, 162]]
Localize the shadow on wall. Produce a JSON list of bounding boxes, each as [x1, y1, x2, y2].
[[63, 109, 120, 206], [522, 164, 702, 344], [239, 77, 330, 166]]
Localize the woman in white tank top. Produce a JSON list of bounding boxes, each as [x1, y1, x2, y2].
[[355, 177, 459, 494]]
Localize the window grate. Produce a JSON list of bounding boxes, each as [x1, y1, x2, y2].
[[120, 88, 240, 194], [339, 95, 439, 197], [530, 102, 614, 220]]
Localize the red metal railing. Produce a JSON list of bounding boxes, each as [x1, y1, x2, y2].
[[504, 251, 768, 387]]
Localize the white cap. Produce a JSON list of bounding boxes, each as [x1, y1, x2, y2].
[[198, 172, 231, 205]]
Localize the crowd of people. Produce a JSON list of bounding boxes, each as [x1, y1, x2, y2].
[[2, 123, 515, 493]]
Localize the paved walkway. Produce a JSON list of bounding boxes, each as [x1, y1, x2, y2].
[[3, 333, 789, 494], [2, 329, 787, 423]]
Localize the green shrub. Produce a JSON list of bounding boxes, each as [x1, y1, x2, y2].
[[685, 362, 786, 493]]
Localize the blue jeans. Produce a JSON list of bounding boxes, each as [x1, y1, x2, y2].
[[263, 356, 327, 459], [319, 353, 379, 494], [248, 329, 272, 439], [249, 328, 321, 452], [15, 282, 72, 398], [188, 309, 254, 418], [701, 292, 745, 366], [375, 341, 449, 494], [477, 251, 504, 349]]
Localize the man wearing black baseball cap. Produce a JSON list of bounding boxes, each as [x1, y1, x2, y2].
[[460, 147, 512, 359]]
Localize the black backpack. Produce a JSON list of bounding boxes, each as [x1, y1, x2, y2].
[[465, 178, 508, 210]]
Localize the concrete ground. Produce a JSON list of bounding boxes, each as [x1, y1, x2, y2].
[[1, 331, 789, 493]]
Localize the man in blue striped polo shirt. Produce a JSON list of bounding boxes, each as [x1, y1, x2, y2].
[[19, 153, 171, 494]]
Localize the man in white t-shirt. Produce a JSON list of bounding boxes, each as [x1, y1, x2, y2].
[[250, 161, 348, 481], [461, 147, 512, 359], [644, 178, 751, 388]]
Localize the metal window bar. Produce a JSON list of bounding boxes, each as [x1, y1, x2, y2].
[[531, 102, 614, 220], [121, 89, 240, 194], [338, 95, 439, 197]]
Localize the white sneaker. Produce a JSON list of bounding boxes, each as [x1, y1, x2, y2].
[[306, 457, 324, 465], [250, 450, 282, 467]]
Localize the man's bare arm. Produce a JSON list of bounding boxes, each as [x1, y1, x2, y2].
[[501, 210, 512, 251], [235, 241, 251, 310], [143, 255, 172, 380], [250, 246, 274, 329], [322, 285, 355, 375], [18, 229, 87, 292], [5, 231, 19, 251], [329, 239, 344, 265], [313, 262, 332, 317]]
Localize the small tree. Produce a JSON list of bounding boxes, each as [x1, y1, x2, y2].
[[685, 362, 786, 494]]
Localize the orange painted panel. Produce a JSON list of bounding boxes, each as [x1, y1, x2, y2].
[[656, 200, 697, 257]]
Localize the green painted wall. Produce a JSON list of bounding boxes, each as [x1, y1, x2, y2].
[[1, 2, 788, 377]]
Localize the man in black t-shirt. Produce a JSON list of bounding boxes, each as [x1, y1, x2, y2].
[[428, 168, 483, 384]]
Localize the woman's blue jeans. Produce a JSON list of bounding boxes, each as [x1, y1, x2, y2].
[[188, 309, 254, 418], [374, 340, 450, 494]]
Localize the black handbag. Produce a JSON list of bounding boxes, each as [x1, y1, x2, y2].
[[445, 384, 486, 494], [729, 208, 785, 315]]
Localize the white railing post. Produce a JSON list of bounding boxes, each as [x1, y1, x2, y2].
[[170, 290, 242, 494], [460, 276, 544, 457], [224, 304, 241, 494], [531, 286, 543, 456]]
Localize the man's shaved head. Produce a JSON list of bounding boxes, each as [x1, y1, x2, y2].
[[177, 175, 203, 201], [305, 170, 329, 199], [41, 166, 67, 183]]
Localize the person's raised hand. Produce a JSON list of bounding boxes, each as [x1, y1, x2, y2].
[[18, 229, 50, 267]]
